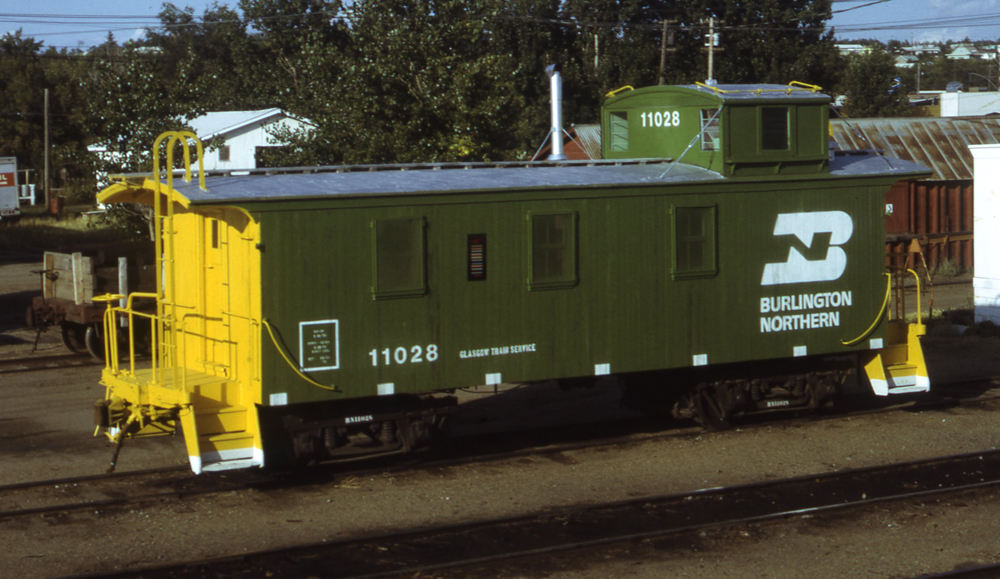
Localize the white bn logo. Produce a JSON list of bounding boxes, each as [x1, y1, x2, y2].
[[760, 211, 854, 286]]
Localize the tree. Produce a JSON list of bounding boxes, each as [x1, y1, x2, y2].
[[841, 45, 909, 117], [82, 42, 196, 174], [144, 3, 260, 110], [267, 0, 572, 165], [0, 30, 90, 197]]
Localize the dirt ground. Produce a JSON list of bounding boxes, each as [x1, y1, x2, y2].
[[4, 252, 1000, 578]]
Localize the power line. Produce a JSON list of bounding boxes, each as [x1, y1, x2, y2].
[[4, 6, 1000, 49]]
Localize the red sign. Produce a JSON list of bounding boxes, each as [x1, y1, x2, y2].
[[0, 172, 13, 188]]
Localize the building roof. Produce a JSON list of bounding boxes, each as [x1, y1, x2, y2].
[[831, 117, 1000, 180], [185, 109, 289, 141], [570, 124, 602, 160]]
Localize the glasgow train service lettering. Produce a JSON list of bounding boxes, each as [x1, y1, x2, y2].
[[459, 343, 537, 359]]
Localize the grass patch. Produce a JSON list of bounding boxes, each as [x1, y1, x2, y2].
[[0, 214, 125, 250], [932, 257, 966, 278]]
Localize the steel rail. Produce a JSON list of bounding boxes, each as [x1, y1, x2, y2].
[[5, 374, 1000, 527], [0, 466, 261, 521], [0, 465, 187, 493], [52, 448, 1000, 579], [0, 353, 102, 373]]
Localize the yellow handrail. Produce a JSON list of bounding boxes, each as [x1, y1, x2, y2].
[[842, 273, 891, 346], [906, 268, 922, 325], [150, 131, 206, 386], [696, 81, 824, 96], [788, 80, 823, 92], [262, 319, 339, 392], [605, 85, 634, 98]]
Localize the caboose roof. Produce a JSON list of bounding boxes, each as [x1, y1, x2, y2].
[[680, 84, 832, 102], [97, 153, 928, 209], [603, 84, 831, 107]]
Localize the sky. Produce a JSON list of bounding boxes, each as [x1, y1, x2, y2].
[[5, 0, 1000, 51]]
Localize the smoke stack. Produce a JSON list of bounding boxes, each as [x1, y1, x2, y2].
[[545, 64, 567, 161]]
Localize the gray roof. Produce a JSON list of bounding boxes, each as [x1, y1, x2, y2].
[[158, 154, 927, 206], [680, 84, 830, 102], [831, 116, 1000, 180], [171, 161, 722, 205]]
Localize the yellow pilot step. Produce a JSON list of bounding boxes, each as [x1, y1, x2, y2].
[[864, 321, 930, 396], [180, 377, 263, 474]]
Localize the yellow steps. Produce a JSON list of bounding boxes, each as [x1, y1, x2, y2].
[[864, 321, 930, 396], [180, 374, 262, 474]]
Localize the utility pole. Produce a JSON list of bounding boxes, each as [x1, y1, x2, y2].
[[658, 20, 677, 85], [706, 17, 719, 84], [659, 20, 669, 85], [43, 88, 50, 211]]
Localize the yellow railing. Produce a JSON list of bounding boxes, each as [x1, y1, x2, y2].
[[99, 297, 190, 393], [695, 81, 823, 96]]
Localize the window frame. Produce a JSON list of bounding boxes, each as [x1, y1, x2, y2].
[[671, 205, 718, 280], [527, 210, 578, 291], [608, 111, 629, 153], [371, 216, 427, 300], [760, 106, 790, 152], [700, 108, 721, 152]]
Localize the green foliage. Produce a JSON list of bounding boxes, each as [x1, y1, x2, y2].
[[916, 54, 1000, 92], [842, 45, 909, 118], [0, 30, 90, 197], [83, 42, 197, 175], [94, 203, 155, 241], [0, 0, 845, 181]]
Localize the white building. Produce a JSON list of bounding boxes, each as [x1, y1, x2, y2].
[[940, 92, 1000, 116], [89, 109, 312, 173], [836, 43, 870, 56], [972, 144, 1000, 323], [902, 44, 940, 57], [186, 109, 312, 170], [948, 43, 982, 60]]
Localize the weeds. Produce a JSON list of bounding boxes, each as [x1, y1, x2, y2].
[[933, 258, 964, 278], [0, 214, 124, 250]]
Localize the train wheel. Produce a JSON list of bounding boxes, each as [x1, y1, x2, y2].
[[694, 389, 731, 430], [60, 323, 87, 355], [85, 324, 105, 360]]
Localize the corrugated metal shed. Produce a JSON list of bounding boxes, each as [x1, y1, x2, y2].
[[831, 117, 1000, 181], [534, 125, 602, 160], [569, 124, 602, 160]]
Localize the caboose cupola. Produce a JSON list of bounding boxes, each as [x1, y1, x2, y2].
[[601, 83, 831, 178]]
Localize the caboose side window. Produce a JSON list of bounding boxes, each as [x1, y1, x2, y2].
[[373, 217, 426, 299], [700, 109, 721, 151], [761, 107, 789, 151], [609, 112, 629, 152], [529, 212, 577, 290], [672, 206, 717, 279]]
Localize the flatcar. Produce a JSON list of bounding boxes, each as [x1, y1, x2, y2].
[[26, 242, 155, 359], [92, 81, 932, 474]]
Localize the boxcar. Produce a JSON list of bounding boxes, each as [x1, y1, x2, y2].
[[93, 83, 932, 473]]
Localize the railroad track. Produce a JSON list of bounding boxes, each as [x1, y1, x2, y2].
[[0, 464, 282, 523], [0, 352, 102, 373], [4, 375, 1000, 527], [55, 449, 1000, 579]]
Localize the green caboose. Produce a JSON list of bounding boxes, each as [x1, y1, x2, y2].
[[94, 83, 931, 473]]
